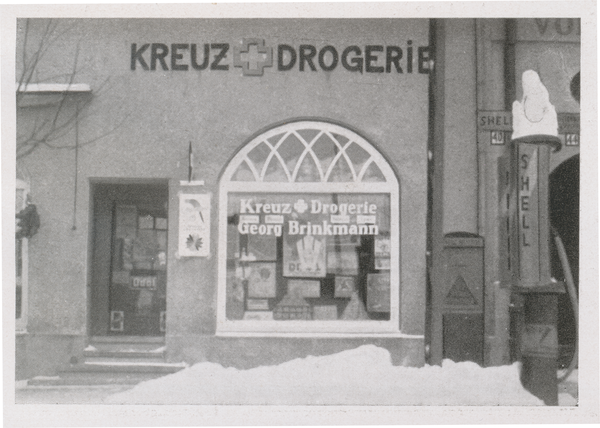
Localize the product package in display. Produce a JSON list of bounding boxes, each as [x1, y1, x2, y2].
[[374, 237, 391, 257], [283, 234, 326, 278], [374, 257, 391, 270], [367, 273, 391, 312], [334, 276, 356, 298], [246, 233, 277, 261], [341, 291, 369, 320], [287, 279, 321, 298], [327, 248, 359, 275], [246, 299, 270, 311], [247, 262, 277, 298], [273, 285, 312, 320], [243, 311, 274, 321], [313, 305, 338, 320]]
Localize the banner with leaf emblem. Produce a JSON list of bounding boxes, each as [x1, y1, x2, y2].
[[179, 193, 211, 257]]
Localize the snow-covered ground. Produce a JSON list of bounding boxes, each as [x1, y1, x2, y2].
[[106, 345, 553, 406]]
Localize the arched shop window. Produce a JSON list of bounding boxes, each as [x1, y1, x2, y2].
[[217, 120, 400, 334]]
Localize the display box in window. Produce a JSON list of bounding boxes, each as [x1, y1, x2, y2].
[[246, 299, 270, 311], [313, 305, 338, 320], [283, 234, 326, 278], [287, 279, 321, 298], [367, 273, 391, 312], [341, 291, 369, 320], [273, 285, 312, 320], [334, 276, 355, 298], [374, 257, 391, 270], [247, 262, 277, 298], [243, 311, 274, 321], [374, 237, 391, 257], [326, 248, 359, 275], [246, 233, 277, 261]]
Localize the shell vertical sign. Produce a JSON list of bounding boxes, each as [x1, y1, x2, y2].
[[179, 193, 211, 257]]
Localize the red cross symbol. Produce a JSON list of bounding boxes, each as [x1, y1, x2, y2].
[[233, 38, 273, 76]]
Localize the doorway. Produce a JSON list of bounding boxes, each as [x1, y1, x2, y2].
[[90, 182, 169, 337], [549, 155, 579, 368]]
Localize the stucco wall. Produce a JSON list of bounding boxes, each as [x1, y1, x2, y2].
[[441, 18, 479, 236], [17, 18, 430, 368]]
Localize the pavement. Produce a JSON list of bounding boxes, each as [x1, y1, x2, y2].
[[15, 384, 135, 404], [558, 368, 579, 406], [14, 370, 579, 406]]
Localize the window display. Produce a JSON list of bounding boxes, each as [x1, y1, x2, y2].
[[225, 192, 391, 322]]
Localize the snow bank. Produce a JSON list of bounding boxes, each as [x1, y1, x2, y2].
[[105, 345, 543, 406]]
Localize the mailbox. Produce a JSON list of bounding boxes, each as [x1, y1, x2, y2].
[[439, 232, 485, 365]]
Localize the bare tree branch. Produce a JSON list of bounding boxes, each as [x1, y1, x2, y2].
[[17, 19, 125, 160]]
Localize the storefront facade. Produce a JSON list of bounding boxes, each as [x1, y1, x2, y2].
[[13, 17, 580, 379]]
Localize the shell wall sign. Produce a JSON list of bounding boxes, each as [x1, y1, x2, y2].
[[178, 193, 211, 257]]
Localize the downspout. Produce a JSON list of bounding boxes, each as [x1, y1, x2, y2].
[[426, 18, 446, 365], [504, 19, 517, 110]]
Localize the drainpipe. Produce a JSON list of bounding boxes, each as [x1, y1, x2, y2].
[[504, 19, 517, 111]]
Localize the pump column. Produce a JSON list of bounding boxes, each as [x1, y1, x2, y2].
[[509, 70, 564, 406], [510, 135, 564, 406]]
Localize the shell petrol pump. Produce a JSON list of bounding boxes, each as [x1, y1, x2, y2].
[[499, 70, 569, 406]]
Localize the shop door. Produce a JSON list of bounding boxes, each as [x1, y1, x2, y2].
[[90, 183, 168, 337]]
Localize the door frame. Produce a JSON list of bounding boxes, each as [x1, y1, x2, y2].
[[87, 178, 170, 338]]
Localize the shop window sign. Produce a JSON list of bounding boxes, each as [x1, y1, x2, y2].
[[218, 120, 401, 334]]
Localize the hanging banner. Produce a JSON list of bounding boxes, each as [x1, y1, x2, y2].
[[179, 193, 211, 257]]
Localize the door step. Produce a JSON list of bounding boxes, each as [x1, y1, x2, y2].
[[90, 336, 165, 343], [84, 344, 167, 363], [27, 338, 186, 386]]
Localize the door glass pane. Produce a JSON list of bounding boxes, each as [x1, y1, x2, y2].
[[110, 202, 168, 335]]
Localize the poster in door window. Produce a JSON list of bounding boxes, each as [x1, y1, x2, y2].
[[178, 193, 211, 257]]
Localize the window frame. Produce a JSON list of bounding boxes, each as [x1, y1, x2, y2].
[[217, 120, 401, 335]]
